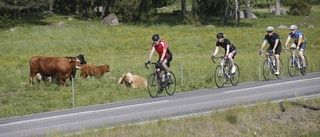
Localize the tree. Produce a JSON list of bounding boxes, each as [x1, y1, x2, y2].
[[275, 0, 281, 15], [243, 0, 253, 19], [181, 0, 186, 15]]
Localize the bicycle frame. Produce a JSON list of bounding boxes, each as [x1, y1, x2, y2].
[[212, 56, 240, 88]]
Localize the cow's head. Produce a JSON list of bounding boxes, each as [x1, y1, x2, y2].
[[71, 58, 83, 70], [118, 72, 133, 86], [76, 54, 87, 64]]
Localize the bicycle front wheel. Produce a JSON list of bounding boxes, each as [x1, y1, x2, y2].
[[300, 55, 308, 75], [147, 73, 160, 98], [275, 58, 283, 79], [262, 59, 272, 81], [230, 63, 240, 86], [287, 56, 296, 77], [214, 65, 225, 88], [165, 71, 176, 96]]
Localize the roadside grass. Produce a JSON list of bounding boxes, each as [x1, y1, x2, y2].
[[55, 97, 320, 137], [0, 4, 319, 123]]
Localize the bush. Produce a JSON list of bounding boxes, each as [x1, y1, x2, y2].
[[286, 0, 312, 16]]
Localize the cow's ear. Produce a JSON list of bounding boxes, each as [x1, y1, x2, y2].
[[118, 75, 124, 84]]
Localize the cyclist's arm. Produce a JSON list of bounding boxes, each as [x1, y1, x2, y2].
[[213, 46, 219, 57], [225, 44, 230, 56], [285, 36, 291, 48], [273, 39, 279, 51], [148, 47, 155, 62], [297, 35, 303, 47], [260, 40, 267, 51]]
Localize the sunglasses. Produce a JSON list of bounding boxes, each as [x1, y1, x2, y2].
[[291, 29, 295, 31], [267, 31, 273, 33]]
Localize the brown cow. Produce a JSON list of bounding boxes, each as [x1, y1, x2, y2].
[[29, 56, 82, 87], [118, 72, 147, 88], [80, 64, 110, 79]]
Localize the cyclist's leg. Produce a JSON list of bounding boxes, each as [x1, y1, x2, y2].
[[229, 50, 237, 73], [275, 46, 281, 72], [163, 55, 172, 74], [299, 42, 307, 67]]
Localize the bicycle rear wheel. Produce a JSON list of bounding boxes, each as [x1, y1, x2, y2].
[[230, 63, 240, 86], [275, 58, 283, 79], [147, 73, 160, 98], [300, 55, 308, 75], [165, 71, 176, 96], [214, 65, 225, 88], [287, 56, 297, 77], [262, 60, 272, 81]]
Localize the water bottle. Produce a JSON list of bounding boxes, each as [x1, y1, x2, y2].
[[296, 57, 301, 68], [272, 59, 275, 66]]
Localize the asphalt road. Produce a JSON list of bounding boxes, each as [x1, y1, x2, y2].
[[1, 72, 320, 137]]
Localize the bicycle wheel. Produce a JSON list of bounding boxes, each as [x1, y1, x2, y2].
[[214, 65, 225, 88], [300, 55, 308, 75], [275, 58, 283, 79], [262, 59, 272, 81], [287, 56, 297, 77], [147, 73, 160, 98], [165, 71, 176, 96], [230, 63, 240, 86]]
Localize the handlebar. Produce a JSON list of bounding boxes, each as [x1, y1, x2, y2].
[[211, 56, 227, 64], [259, 50, 274, 56], [145, 62, 163, 70]]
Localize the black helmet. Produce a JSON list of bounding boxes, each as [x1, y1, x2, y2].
[[216, 33, 224, 39], [152, 34, 160, 41]]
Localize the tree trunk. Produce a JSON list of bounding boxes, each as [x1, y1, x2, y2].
[[235, 0, 240, 26], [181, 0, 186, 15], [275, 0, 281, 15], [100, 0, 108, 19], [224, 0, 230, 25], [244, 0, 252, 19]]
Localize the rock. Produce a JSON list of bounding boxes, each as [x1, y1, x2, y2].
[[101, 13, 119, 26]]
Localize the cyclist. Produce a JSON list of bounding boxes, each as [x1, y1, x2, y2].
[[259, 26, 282, 75], [284, 25, 307, 70], [147, 34, 173, 80], [212, 33, 237, 73]]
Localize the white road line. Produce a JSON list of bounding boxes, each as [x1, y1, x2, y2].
[[0, 100, 169, 127], [225, 77, 320, 93]]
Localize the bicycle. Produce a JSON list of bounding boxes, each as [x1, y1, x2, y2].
[[287, 47, 308, 77], [145, 62, 176, 98], [211, 56, 240, 88], [259, 50, 283, 81]]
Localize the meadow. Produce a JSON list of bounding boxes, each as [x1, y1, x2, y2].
[[0, 3, 319, 132]]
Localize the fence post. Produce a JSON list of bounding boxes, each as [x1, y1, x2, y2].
[[180, 65, 184, 91], [72, 76, 75, 108]]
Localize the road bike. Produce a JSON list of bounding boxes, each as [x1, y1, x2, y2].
[[287, 47, 308, 77], [259, 50, 283, 81], [211, 56, 240, 88], [145, 62, 176, 98]]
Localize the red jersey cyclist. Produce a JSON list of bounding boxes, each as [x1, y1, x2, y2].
[[212, 33, 237, 73], [147, 34, 173, 79]]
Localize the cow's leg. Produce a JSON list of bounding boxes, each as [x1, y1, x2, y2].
[[29, 72, 37, 86]]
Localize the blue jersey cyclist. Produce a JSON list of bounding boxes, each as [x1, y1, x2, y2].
[[285, 25, 307, 69], [260, 26, 282, 75], [212, 33, 237, 73]]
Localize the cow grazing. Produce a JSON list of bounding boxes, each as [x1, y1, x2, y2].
[[80, 64, 110, 79], [29, 56, 82, 87], [36, 54, 87, 82], [118, 72, 147, 88]]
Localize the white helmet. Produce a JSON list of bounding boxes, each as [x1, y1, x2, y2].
[[266, 26, 274, 32], [290, 25, 297, 30]]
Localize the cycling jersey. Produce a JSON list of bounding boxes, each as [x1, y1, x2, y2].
[[216, 39, 236, 54], [288, 30, 306, 43], [264, 32, 282, 50], [151, 40, 172, 59]]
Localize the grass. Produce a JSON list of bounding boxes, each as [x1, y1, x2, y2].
[[0, 3, 320, 136]]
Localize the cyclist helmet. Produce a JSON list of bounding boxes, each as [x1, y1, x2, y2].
[[216, 33, 224, 39], [266, 26, 274, 32], [290, 25, 297, 30], [152, 34, 160, 41]]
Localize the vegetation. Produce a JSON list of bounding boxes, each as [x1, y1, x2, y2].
[[0, 2, 319, 136]]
